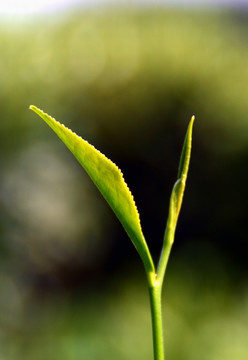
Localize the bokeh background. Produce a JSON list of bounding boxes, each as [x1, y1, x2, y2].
[[1, 1, 248, 359]]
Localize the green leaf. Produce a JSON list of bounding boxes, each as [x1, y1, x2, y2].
[[29, 105, 155, 276], [168, 115, 195, 229], [157, 116, 194, 283], [167, 179, 182, 230], [177, 115, 195, 181]]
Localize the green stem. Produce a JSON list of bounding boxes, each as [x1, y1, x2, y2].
[[149, 281, 164, 360], [149, 223, 176, 360], [157, 224, 175, 283], [147, 117, 194, 360]]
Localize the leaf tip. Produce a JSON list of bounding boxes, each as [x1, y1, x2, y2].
[[189, 115, 195, 131], [29, 105, 40, 114]]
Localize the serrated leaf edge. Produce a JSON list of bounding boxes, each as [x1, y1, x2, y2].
[[29, 105, 143, 231]]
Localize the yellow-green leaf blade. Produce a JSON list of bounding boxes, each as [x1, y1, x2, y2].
[[177, 115, 195, 181], [175, 115, 195, 218], [29, 105, 155, 275], [158, 116, 194, 283], [167, 179, 182, 231]]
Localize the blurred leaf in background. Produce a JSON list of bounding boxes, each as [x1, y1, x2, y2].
[[0, 1, 248, 359]]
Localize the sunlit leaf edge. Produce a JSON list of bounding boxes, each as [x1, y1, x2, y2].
[[29, 105, 155, 275]]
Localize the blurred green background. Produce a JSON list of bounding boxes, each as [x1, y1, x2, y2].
[[1, 2, 248, 359]]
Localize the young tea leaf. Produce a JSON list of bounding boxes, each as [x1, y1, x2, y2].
[[167, 179, 182, 230], [177, 116, 195, 181], [174, 115, 195, 219], [29, 105, 155, 276], [164, 116, 195, 239], [158, 116, 194, 283]]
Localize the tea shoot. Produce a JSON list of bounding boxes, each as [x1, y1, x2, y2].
[[30, 105, 194, 360]]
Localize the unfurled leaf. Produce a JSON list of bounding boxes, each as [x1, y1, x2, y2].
[[29, 105, 155, 275]]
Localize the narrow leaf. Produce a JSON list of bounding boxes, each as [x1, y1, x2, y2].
[[167, 179, 182, 230], [177, 115, 195, 181], [158, 116, 194, 282], [166, 116, 195, 234], [29, 105, 155, 275]]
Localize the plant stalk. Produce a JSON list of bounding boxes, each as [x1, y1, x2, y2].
[[148, 116, 194, 360], [149, 280, 164, 360], [149, 220, 176, 360], [157, 224, 175, 283]]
